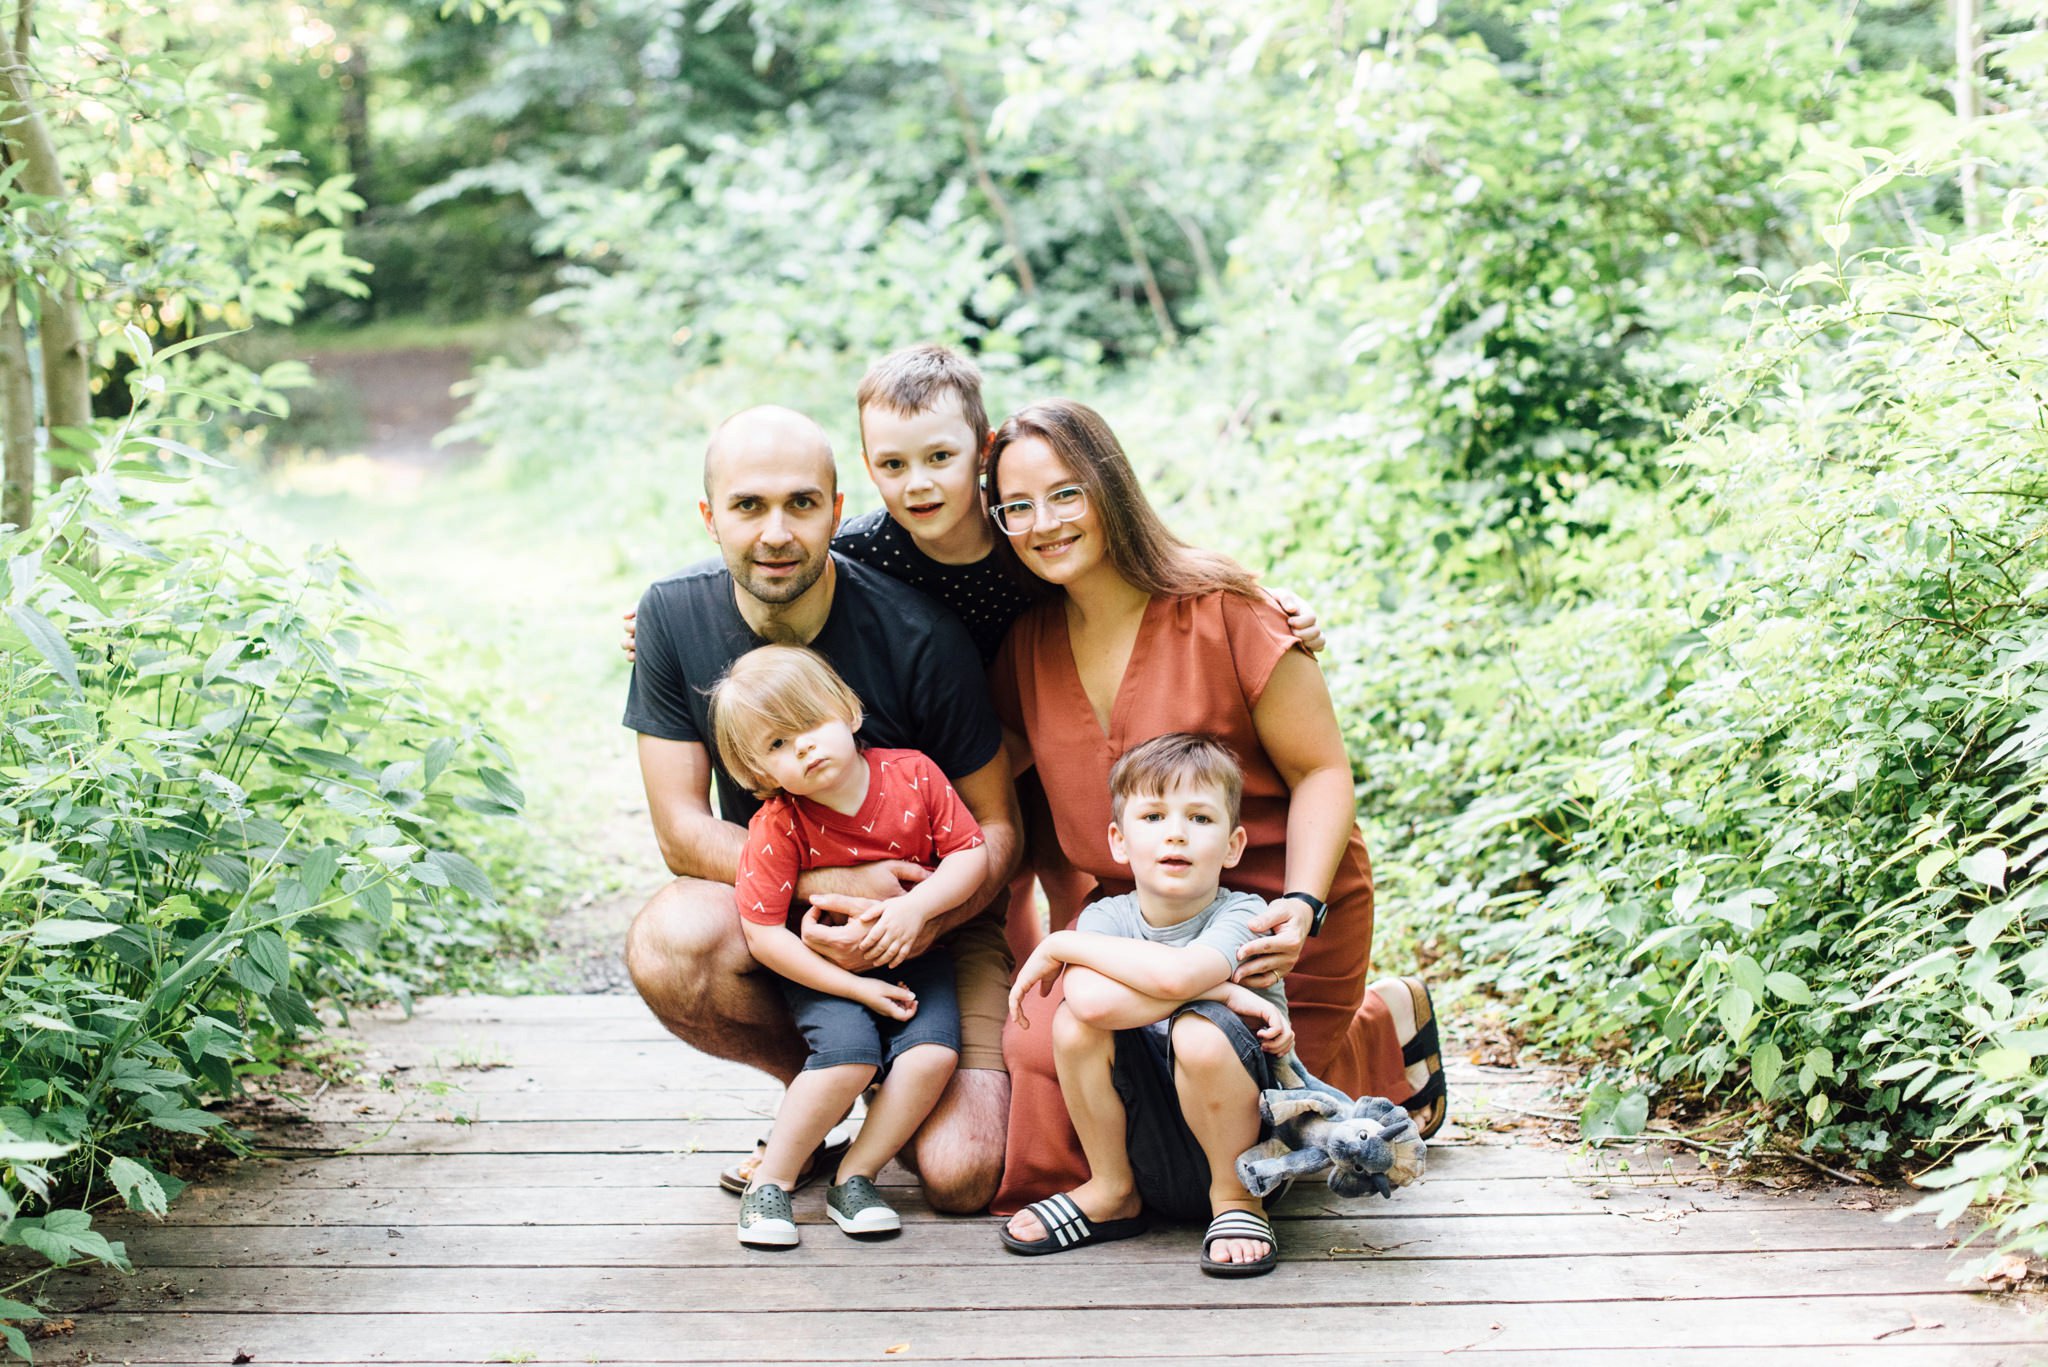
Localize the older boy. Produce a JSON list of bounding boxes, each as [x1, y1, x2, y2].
[[1000, 733, 1307, 1278]]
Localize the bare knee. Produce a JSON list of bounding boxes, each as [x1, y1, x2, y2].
[[890, 1043, 958, 1085], [913, 1069, 1008, 1214], [1057, 971, 1124, 1032], [1171, 1013, 1248, 1089], [624, 879, 747, 1033]]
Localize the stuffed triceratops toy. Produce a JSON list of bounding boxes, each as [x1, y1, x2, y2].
[[1235, 1089, 1427, 1200]]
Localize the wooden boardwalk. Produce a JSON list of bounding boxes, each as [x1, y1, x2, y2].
[[34, 993, 2048, 1365]]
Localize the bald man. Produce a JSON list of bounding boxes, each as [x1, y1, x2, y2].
[[622, 406, 1021, 1212]]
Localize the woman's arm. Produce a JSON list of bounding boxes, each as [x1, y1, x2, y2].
[[1236, 647, 1358, 987]]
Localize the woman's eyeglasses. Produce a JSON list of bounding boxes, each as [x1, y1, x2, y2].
[[992, 484, 1089, 537]]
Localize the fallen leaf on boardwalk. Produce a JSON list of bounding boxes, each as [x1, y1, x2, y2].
[[1837, 1198, 1876, 1210], [885, 1345, 910, 1355], [1873, 1314, 1943, 1340], [29, 1319, 73, 1339], [1983, 1255, 2035, 1291], [1633, 1208, 1689, 1223], [1330, 1241, 1417, 1255]]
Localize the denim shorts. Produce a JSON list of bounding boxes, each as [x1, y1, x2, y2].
[[1110, 998, 1275, 1222], [778, 948, 960, 1078]]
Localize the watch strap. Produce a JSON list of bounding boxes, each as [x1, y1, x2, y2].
[[1282, 890, 1329, 938]]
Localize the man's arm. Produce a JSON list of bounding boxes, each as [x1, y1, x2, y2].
[[638, 734, 746, 881]]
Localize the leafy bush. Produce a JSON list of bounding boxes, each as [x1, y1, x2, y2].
[[1235, 160, 2048, 1264], [0, 343, 525, 1354]]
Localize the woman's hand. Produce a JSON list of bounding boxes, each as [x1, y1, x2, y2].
[[1007, 943, 1066, 1027], [621, 608, 638, 662], [1222, 985, 1295, 1056], [1234, 895, 1313, 990], [858, 978, 919, 1022], [859, 895, 929, 968]]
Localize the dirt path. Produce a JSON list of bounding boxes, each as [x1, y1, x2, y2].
[[299, 344, 659, 996]]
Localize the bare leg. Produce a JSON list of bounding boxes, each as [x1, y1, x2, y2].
[[624, 876, 806, 1084], [752, 1062, 873, 1190], [1003, 1001, 1141, 1242], [837, 1045, 956, 1182], [1002, 874, 1045, 965], [1171, 1013, 1268, 1265], [906, 1067, 1009, 1213]]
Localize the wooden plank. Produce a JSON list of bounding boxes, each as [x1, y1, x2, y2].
[[89, 1208, 1963, 1268], [184, 1142, 1711, 1188], [48, 1297, 2048, 1361], [43, 1249, 1985, 1316], [94, 1354, 2048, 1367], [137, 1176, 1841, 1226]]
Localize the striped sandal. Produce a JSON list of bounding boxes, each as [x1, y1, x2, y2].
[[998, 1191, 1148, 1256], [1200, 1208, 1278, 1278]]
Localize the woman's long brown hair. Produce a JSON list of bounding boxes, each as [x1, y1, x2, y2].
[[984, 399, 1262, 600]]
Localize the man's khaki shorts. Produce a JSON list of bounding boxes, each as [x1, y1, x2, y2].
[[940, 911, 1012, 1073]]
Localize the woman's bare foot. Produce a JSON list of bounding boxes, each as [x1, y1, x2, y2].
[[1003, 1177, 1141, 1243]]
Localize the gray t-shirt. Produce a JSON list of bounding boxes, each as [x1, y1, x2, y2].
[[1076, 887, 1340, 1099]]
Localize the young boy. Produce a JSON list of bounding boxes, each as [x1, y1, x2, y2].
[[711, 645, 990, 1248], [1000, 733, 1308, 1278]]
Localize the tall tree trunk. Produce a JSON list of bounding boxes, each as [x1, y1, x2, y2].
[[1956, 0, 1981, 233], [0, 2, 93, 484], [0, 285, 32, 529], [340, 42, 372, 210], [943, 68, 1037, 300]]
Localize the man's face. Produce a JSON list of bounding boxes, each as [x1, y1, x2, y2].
[[700, 445, 844, 607], [859, 391, 984, 551], [1108, 779, 1247, 904]]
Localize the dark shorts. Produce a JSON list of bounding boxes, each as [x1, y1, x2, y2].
[[779, 949, 960, 1078], [1111, 999, 1275, 1223]]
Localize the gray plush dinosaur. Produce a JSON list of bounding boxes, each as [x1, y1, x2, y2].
[[1235, 1089, 1427, 1200]]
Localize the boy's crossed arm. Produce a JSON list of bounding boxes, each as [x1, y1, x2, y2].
[[1007, 930, 1293, 1055]]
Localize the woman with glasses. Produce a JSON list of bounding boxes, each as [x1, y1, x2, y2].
[[981, 398, 1444, 1241]]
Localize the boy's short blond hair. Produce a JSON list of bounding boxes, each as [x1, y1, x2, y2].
[[1108, 733, 1244, 827], [856, 344, 990, 456], [709, 646, 864, 799]]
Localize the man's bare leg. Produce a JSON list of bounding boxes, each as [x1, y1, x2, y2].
[[623, 875, 806, 1083], [904, 1066, 1009, 1214]]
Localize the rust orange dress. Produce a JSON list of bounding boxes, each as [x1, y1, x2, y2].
[[988, 589, 1410, 1217]]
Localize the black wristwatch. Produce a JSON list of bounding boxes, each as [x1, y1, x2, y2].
[[1281, 891, 1329, 938]]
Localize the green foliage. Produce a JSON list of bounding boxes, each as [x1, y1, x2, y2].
[[0, 344, 524, 1345]]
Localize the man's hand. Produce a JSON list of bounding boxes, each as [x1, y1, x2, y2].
[[801, 901, 880, 972], [1265, 587, 1325, 656], [1222, 985, 1295, 1056], [621, 608, 638, 663], [1234, 896, 1313, 990], [799, 860, 930, 904], [1007, 943, 1066, 1027], [857, 978, 919, 1023], [859, 895, 930, 969]]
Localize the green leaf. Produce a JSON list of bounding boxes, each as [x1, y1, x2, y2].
[[1965, 903, 2018, 952], [1763, 972, 1812, 1005], [5, 604, 78, 689], [1916, 849, 1956, 887], [1750, 1040, 1784, 1099], [244, 929, 290, 987], [28, 920, 120, 947], [424, 735, 457, 787], [106, 1156, 171, 1217], [1977, 1048, 2032, 1082], [1957, 848, 2007, 890], [299, 845, 340, 901], [1580, 1082, 1648, 1140], [478, 767, 526, 812], [424, 850, 495, 901], [1717, 987, 1757, 1045]]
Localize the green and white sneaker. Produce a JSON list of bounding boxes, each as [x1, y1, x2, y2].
[[738, 1183, 798, 1248], [826, 1175, 901, 1236]]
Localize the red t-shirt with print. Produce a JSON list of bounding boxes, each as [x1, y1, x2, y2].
[[735, 748, 985, 927]]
